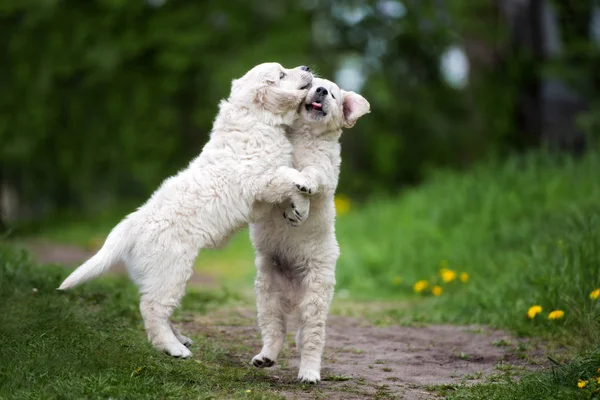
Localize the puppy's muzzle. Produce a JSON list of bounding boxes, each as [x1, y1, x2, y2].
[[294, 65, 313, 90], [305, 86, 328, 115]]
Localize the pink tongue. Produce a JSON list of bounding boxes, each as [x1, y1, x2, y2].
[[312, 102, 322, 109]]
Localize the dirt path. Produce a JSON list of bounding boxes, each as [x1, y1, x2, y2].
[[20, 239, 218, 286], [186, 306, 543, 400], [25, 241, 544, 399]]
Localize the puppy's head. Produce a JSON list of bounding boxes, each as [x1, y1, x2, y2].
[[230, 63, 313, 117], [299, 77, 370, 134]]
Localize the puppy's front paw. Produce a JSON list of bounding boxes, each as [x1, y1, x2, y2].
[[252, 353, 276, 368], [283, 198, 310, 227], [298, 368, 320, 384], [283, 210, 299, 227], [294, 177, 317, 195]]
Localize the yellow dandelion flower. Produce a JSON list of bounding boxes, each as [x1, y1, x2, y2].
[[590, 289, 600, 300], [392, 276, 403, 286], [527, 305, 543, 319], [548, 310, 565, 320], [578, 379, 587, 388], [432, 285, 443, 296], [459, 272, 469, 283], [440, 268, 456, 283], [413, 280, 429, 293], [245, 389, 252, 393], [597, 376, 600, 384], [334, 194, 351, 216]]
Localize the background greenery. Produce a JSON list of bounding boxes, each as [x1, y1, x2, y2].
[[2, 1, 600, 398], [2, 0, 599, 218], [3, 149, 600, 399]]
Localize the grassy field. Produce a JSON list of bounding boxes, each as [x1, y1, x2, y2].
[[4, 149, 600, 398], [0, 247, 284, 399], [339, 152, 600, 336]]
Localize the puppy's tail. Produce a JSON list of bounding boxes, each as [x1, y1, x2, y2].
[[58, 218, 132, 290]]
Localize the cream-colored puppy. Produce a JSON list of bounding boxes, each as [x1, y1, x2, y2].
[[249, 77, 370, 383], [59, 63, 315, 358]]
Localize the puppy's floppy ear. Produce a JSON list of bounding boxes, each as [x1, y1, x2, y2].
[[341, 90, 370, 128], [254, 83, 307, 114]]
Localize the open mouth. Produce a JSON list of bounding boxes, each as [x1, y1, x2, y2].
[[305, 101, 327, 115]]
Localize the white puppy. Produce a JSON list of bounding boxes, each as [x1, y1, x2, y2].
[[249, 78, 370, 383], [59, 63, 315, 358]]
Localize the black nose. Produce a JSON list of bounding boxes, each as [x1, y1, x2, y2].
[[300, 65, 310, 72], [315, 86, 328, 96]]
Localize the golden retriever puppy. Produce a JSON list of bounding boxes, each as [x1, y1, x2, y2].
[[250, 77, 370, 382], [59, 63, 314, 358]]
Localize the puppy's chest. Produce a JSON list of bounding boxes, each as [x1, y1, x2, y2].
[[292, 141, 340, 171]]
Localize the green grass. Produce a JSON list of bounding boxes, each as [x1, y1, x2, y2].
[[447, 352, 600, 399], [337, 152, 600, 337], [0, 246, 282, 399], [6, 149, 600, 398]]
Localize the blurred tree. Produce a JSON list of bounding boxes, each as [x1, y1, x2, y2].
[[0, 0, 314, 218], [310, 0, 473, 193], [0, 0, 598, 222]]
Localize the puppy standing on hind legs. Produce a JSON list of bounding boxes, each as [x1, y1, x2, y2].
[[250, 77, 370, 382], [58, 63, 315, 359]]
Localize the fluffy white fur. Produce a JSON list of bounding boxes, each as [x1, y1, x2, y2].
[[58, 62, 315, 358], [249, 78, 370, 383]]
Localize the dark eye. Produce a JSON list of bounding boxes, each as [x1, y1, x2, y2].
[[331, 92, 336, 99], [280, 71, 286, 79]]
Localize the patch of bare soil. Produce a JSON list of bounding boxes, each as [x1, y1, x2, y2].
[[22, 239, 94, 266], [183, 307, 544, 400], [20, 239, 217, 286]]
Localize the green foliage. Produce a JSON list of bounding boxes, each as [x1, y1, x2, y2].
[[0, 0, 509, 215], [4, 0, 600, 215], [0, 0, 313, 210], [314, 0, 477, 192], [448, 352, 600, 399], [335, 150, 600, 340]]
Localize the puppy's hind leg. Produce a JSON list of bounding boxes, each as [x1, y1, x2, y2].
[[297, 265, 335, 383], [252, 255, 287, 368], [138, 253, 195, 358], [295, 322, 303, 353]]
